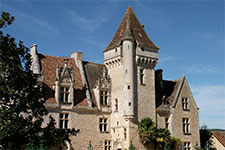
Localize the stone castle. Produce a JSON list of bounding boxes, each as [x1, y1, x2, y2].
[[30, 7, 200, 150]]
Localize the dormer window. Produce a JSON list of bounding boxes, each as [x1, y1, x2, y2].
[[100, 89, 108, 106], [60, 87, 70, 103], [55, 58, 74, 106]]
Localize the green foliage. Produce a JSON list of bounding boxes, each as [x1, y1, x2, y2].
[[138, 118, 156, 146], [138, 118, 181, 149], [170, 137, 181, 149], [200, 125, 216, 150], [129, 141, 136, 150], [0, 12, 15, 28], [0, 12, 79, 149]]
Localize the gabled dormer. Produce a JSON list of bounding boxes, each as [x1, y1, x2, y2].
[[55, 57, 74, 107], [93, 67, 111, 112]]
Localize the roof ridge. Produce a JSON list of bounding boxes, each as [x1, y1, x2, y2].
[[40, 54, 74, 60], [104, 7, 159, 52]]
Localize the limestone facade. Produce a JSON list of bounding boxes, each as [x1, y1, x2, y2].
[[31, 7, 200, 150]]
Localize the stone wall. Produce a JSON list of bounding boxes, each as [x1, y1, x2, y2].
[[171, 79, 200, 149]]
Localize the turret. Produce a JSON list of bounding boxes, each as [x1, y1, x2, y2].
[[30, 44, 40, 74], [122, 19, 135, 119]]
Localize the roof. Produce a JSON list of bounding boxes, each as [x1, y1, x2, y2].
[[104, 7, 159, 52], [211, 130, 225, 147], [155, 69, 183, 110], [83, 61, 104, 105], [39, 54, 88, 106], [156, 79, 181, 109]]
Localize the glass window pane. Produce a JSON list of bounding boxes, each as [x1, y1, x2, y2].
[[60, 114, 63, 118], [99, 124, 102, 131], [104, 124, 107, 131], [100, 96, 103, 105], [60, 93, 64, 102], [65, 114, 68, 119], [64, 120, 68, 129], [59, 120, 63, 128], [105, 96, 108, 105], [65, 93, 69, 102]]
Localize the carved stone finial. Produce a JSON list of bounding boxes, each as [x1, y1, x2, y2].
[[64, 56, 68, 64]]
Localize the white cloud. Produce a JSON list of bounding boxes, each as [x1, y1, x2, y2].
[[67, 9, 107, 33], [159, 56, 180, 64], [185, 64, 218, 74], [191, 84, 225, 129], [4, 5, 58, 36]]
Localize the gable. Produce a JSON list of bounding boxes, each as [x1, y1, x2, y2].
[[39, 54, 87, 106], [172, 75, 198, 110]]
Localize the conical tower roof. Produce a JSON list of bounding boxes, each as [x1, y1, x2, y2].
[[104, 7, 159, 52]]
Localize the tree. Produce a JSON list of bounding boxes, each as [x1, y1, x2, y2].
[[138, 118, 156, 147], [138, 117, 181, 149], [0, 12, 79, 149], [200, 125, 216, 150]]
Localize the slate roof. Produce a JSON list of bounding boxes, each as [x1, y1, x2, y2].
[[104, 7, 159, 51], [211, 130, 225, 147], [83, 61, 104, 105], [155, 69, 182, 110], [39, 54, 88, 106]]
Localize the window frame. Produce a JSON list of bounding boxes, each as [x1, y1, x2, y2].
[[182, 117, 191, 135], [165, 117, 169, 129], [100, 88, 109, 106], [183, 141, 191, 150], [99, 118, 108, 133], [104, 140, 111, 150], [115, 99, 118, 112], [59, 86, 70, 104], [59, 113, 69, 129], [182, 97, 189, 111], [124, 128, 127, 139], [140, 68, 145, 85]]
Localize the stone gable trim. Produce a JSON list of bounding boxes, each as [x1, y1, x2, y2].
[[172, 75, 185, 108]]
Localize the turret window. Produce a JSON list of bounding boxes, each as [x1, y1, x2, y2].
[[124, 128, 127, 139], [100, 89, 108, 106], [115, 99, 118, 111], [140, 68, 144, 84], [60, 87, 70, 103]]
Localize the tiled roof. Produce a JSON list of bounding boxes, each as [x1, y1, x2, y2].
[[83, 61, 104, 105], [39, 54, 88, 106], [212, 130, 225, 147], [104, 7, 159, 51]]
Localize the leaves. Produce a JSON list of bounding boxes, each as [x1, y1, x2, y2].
[[0, 12, 15, 28], [0, 12, 79, 149], [138, 118, 181, 149]]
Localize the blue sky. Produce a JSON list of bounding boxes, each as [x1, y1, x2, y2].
[[1, 0, 224, 129]]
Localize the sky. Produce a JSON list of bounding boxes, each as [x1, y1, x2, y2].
[[1, 0, 224, 129]]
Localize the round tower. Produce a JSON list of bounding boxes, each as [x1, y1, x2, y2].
[[122, 20, 135, 119]]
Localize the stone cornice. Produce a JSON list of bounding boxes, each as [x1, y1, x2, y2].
[[136, 55, 158, 66], [104, 56, 122, 69]]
